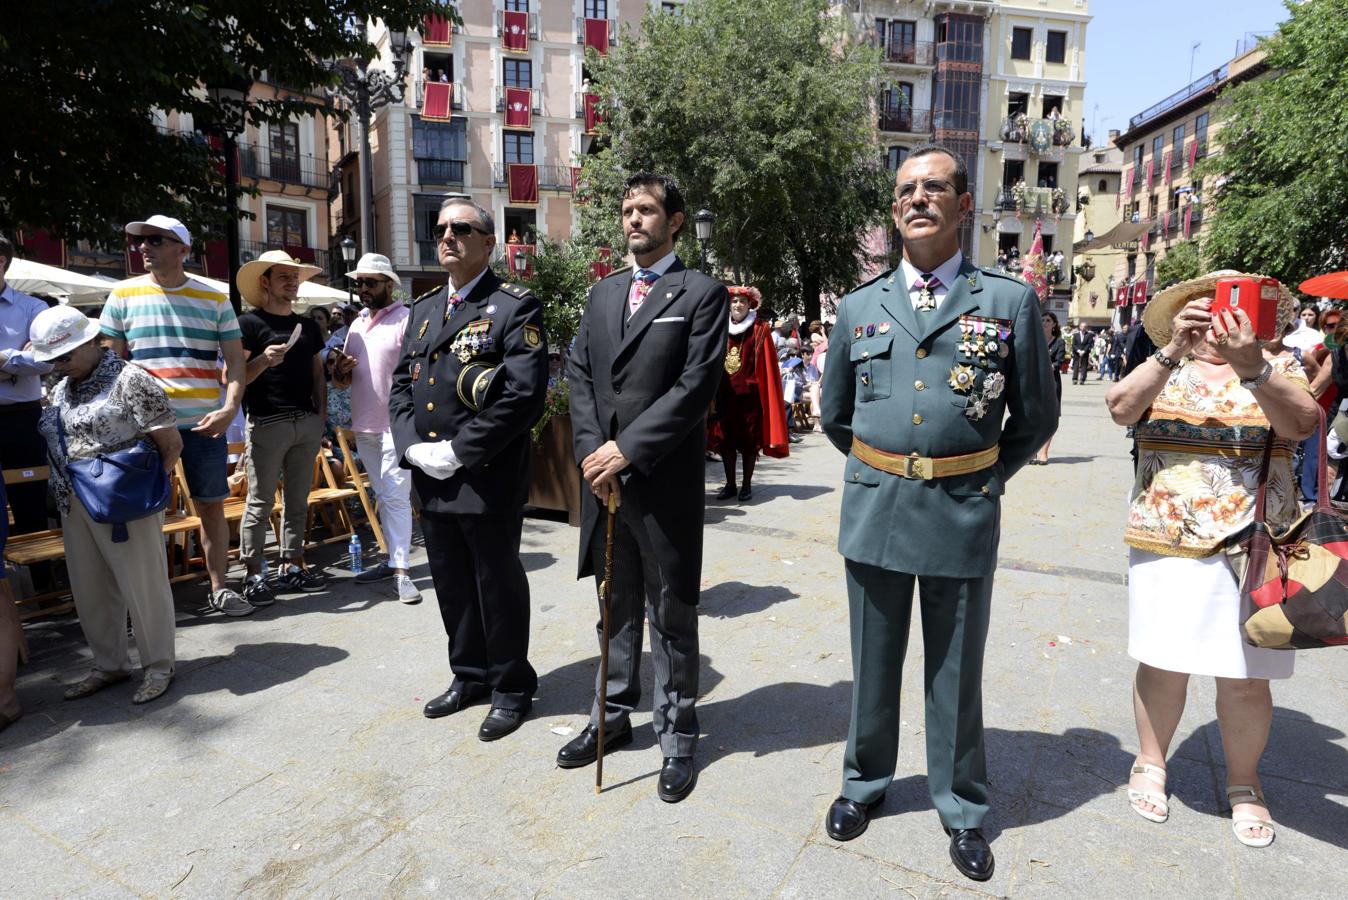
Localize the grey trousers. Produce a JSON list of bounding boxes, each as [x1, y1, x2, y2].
[[240, 412, 324, 564], [588, 506, 700, 758]]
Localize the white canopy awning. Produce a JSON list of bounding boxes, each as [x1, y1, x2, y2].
[[5, 258, 115, 299]]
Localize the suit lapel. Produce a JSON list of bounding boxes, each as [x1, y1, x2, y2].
[[605, 273, 627, 357], [876, 269, 920, 344], [617, 259, 687, 360], [428, 270, 497, 352], [917, 260, 982, 342]]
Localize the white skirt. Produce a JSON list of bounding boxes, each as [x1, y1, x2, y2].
[[1128, 547, 1295, 680]]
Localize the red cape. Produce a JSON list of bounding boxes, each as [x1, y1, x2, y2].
[[756, 323, 790, 458]]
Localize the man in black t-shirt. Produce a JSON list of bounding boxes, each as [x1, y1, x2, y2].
[[234, 250, 328, 606]]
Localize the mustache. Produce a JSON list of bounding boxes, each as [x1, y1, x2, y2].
[[904, 208, 937, 223]]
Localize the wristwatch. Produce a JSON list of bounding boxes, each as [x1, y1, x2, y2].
[[1239, 362, 1274, 391]]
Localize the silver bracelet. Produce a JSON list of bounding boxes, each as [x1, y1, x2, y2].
[[1239, 362, 1274, 391], [1152, 349, 1182, 370]]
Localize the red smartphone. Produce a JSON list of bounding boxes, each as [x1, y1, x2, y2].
[[1212, 276, 1281, 341]]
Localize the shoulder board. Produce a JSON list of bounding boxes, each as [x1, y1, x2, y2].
[[977, 266, 1028, 285], [411, 287, 440, 305], [501, 282, 533, 298]]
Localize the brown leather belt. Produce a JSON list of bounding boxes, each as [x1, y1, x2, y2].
[[852, 437, 1000, 480]]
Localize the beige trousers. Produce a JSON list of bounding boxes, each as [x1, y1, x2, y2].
[[62, 495, 176, 677]]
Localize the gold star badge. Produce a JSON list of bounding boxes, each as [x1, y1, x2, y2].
[[948, 364, 975, 393]]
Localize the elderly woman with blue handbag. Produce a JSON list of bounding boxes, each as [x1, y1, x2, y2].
[[31, 306, 183, 705]]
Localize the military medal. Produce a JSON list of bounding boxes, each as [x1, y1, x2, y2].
[[948, 364, 975, 393], [486, 304, 497, 314], [878, 322, 890, 334], [866, 323, 875, 337], [724, 345, 743, 375], [412, 362, 422, 382], [854, 326, 863, 339], [982, 372, 1006, 400], [861, 372, 870, 387], [966, 397, 989, 421]]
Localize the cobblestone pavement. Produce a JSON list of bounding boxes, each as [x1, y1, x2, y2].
[[3, 381, 1346, 898]]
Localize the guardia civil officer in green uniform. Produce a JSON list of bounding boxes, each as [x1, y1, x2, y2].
[[819, 144, 1058, 882], [389, 197, 548, 743]]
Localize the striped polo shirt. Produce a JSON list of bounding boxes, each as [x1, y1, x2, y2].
[[99, 274, 242, 427]]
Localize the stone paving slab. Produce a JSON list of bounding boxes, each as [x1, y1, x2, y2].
[[3, 381, 1347, 898]]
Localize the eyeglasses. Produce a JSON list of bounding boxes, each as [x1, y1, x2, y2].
[[353, 278, 385, 288], [433, 221, 492, 241], [896, 179, 955, 202], [129, 234, 182, 248]]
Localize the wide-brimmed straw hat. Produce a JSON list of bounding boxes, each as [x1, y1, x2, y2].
[[1143, 269, 1297, 348], [237, 250, 322, 307]]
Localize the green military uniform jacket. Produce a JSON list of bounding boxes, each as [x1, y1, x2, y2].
[[819, 258, 1058, 577]]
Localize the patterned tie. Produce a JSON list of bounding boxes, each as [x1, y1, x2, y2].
[[913, 273, 941, 311], [629, 268, 659, 317], [444, 290, 463, 322]]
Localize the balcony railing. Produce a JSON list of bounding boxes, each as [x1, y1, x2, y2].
[[999, 115, 1076, 147], [878, 108, 931, 134], [1129, 64, 1228, 131], [490, 163, 576, 192], [878, 40, 934, 66], [1003, 185, 1065, 217], [495, 86, 541, 114], [240, 240, 328, 272], [994, 186, 1018, 212], [415, 158, 466, 186], [238, 144, 329, 190]]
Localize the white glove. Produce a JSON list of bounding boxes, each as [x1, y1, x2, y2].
[[406, 441, 462, 480]]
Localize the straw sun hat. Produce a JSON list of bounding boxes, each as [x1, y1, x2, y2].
[[1143, 269, 1297, 348]]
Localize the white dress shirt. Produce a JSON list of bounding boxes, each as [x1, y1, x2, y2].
[[898, 250, 964, 311]]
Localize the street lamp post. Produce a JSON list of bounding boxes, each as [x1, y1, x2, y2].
[[340, 235, 358, 310], [694, 208, 715, 274], [206, 77, 251, 314], [327, 26, 412, 256]]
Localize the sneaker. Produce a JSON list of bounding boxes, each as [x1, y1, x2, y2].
[[354, 561, 396, 583], [277, 564, 326, 593], [132, 672, 173, 705], [395, 574, 422, 604], [242, 574, 275, 607], [209, 588, 255, 617]]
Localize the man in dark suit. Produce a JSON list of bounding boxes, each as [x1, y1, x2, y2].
[[389, 197, 548, 742], [1070, 320, 1095, 384], [558, 173, 728, 803], [819, 144, 1058, 881]]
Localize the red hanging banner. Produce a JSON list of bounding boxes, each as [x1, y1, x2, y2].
[[422, 81, 452, 121], [584, 18, 610, 56], [590, 246, 614, 281], [1132, 279, 1149, 305], [504, 87, 532, 129], [1125, 167, 1135, 194], [503, 11, 529, 52], [423, 15, 452, 46], [1163, 151, 1172, 184], [1188, 139, 1198, 169], [508, 163, 539, 205], [1141, 228, 1150, 252], [583, 93, 601, 133], [201, 240, 229, 279], [1183, 205, 1194, 239], [1116, 286, 1131, 308], [1145, 159, 1154, 188], [18, 229, 66, 267], [505, 243, 534, 277]]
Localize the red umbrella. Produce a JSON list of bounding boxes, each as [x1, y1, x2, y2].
[[1299, 271, 1348, 299]]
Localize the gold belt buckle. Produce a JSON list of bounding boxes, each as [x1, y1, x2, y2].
[[902, 452, 932, 480]]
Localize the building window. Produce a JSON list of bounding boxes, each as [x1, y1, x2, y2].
[[660, 2, 682, 14], [1151, 135, 1163, 168], [504, 0, 528, 11], [1098, 178, 1107, 192], [504, 132, 534, 164], [1010, 27, 1032, 61], [503, 59, 532, 89], [882, 82, 914, 113], [889, 20, 916, 51], [584, 0, 607, 17], [413, 116, 467, 183], [1171, 124, 1185, 166], [268, 122, 301, 182], [885, 146, 908, 172], [1133, 144, 1144, 171], [1195, 111, 1210, 149], [266, 205, 308, 248], [1045, 31, 1067, 64]]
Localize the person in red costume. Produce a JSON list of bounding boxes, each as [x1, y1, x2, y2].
[[707, 286, 789, 500]]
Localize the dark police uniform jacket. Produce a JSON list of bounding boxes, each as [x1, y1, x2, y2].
[[389, 268, 548, 515], [819, 259, 1058, 577]]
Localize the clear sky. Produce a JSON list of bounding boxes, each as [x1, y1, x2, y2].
[[1083, 0, 1293, 144]]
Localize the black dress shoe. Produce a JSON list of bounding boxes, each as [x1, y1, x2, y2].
[[738, 484, 752, 501], [944, 826, 994, 882], [825, 796, 882, 842], [422, 685, 489, 719], [657, 756, 697, 803], [556, 722, 633, 768], [714, 484, 737, 500], [478, 706, 529, 742]]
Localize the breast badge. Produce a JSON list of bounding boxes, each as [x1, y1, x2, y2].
[[948, 364, 975, 393], [724, 345, 742, 375], [450, 320, 495, 363], [524, 324, 541, 347]]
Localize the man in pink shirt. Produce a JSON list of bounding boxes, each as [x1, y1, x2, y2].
[[330, 254, 420, 603]]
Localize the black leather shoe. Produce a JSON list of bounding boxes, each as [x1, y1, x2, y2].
[[714, 484, 737, 500], [422, 685, 489, 719], [738, 484, 752, 501], [478, 706, 529, 742], [825, 796, 882, 842], [944, 826, 994, 882], [657, 756, 697, 803], [556, 722, 633, 768]]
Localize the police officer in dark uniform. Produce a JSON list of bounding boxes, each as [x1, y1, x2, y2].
[[389, 197, 548, 742]]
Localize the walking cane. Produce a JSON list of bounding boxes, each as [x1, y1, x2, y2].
[[596, 490, 617, 794]]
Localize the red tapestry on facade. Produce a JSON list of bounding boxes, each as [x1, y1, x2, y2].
[[584, 18, 610, 55], [125, 248, 148, 276], [1117, 286, 1131, 308], [1188, 139, 1198, 169], [505, 243, 534, 277], [422, 81, 452, 121], [1183, 205, 1194, 239], [423, 15, 452, 46], [508, 164, 539, 205], [1160, 211, 1169, 239], [201, 240, 229, 280], [503, 10, 529, 52], [1163, 151, 1172, 184], [505, 87, 532, 129], [1132, 279, 1149, 305], [590, 246, 614, 281], [1125, 167, 1134, 193], [18, 229, 66, 267], [1141, 228, 1151, 252], [1145, 159, 1154, 188], [583, 93, 601, 133]]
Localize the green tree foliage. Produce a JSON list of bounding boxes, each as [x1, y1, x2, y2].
[[1155, 240, 1204, 288], [578, 0, 892, 320], [1201, 0, 1348, 284], [1, 2, 455, 245]]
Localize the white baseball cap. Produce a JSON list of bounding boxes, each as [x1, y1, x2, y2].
[[126, 215, 192, 248], [29, 305, 102, 362]]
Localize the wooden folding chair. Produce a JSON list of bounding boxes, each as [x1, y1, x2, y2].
[[166, 461, 205, 583], [2, 465, 72, 620], [301, 448, 362, 548], [333, 428, 387, 556]]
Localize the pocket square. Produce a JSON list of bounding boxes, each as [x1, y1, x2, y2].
[[652, 316, 686, 323]]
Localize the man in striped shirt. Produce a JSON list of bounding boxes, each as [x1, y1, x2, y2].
[[99, 215, 252, 617]]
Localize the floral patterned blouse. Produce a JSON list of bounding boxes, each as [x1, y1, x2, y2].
[[39, 350, 176, 515], [1126, 355, 1309, 558]]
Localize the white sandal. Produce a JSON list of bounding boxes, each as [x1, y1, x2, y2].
[[1226, 785, 1276, 848], [1127, 762, 1170, 823]]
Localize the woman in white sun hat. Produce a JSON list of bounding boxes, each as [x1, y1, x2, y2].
[[31, 305, 183, 705], [1105, 270, 1318, 849]]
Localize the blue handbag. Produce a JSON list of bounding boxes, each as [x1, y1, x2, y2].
[[57, 412, 170, 543]]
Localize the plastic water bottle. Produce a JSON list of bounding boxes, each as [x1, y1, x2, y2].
[[349, 533, 363, 573]]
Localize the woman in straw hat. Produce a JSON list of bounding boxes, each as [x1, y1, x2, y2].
[[1105, 270, 1318, 849]]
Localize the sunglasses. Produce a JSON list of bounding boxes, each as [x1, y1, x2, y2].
[[353, 278, 386, 289], [129, 234, 182, 248], [433, 221, 492, 241]]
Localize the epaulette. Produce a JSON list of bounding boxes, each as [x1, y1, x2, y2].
[[501, 282, 533, 298], [977, 266, 1027, 284], [411, 286, 440, 305]]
